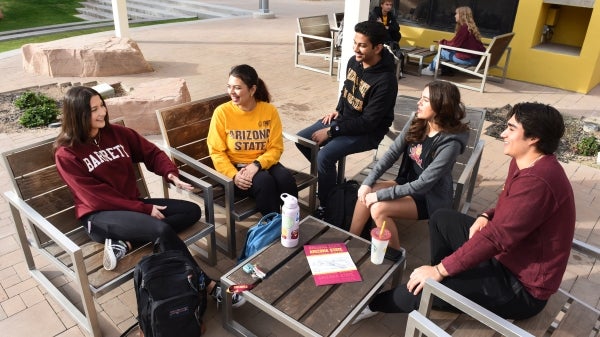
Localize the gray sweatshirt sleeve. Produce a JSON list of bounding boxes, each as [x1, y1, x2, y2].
[[375, 138, 462, 201]]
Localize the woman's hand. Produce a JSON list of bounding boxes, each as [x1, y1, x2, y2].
[[469, 215, 489, 238], [168, 174, 193, 191], [357, 185, 372, 204], [364, 192, 378, 208], [406, 264, 446, 295], [151, 205, 167, 220], [234, 166, 255, 190]]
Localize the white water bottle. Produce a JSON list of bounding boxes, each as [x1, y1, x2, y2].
[[280, 193, 300, 247]]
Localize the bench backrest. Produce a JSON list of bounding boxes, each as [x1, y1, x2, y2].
[[156, 93, 231, 174], [297, 15, 332, 53], [2, 120, 148, 248], [474, 32, 515, 71]]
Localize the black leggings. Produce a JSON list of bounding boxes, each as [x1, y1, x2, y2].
[[369, 208, 547, 320], [81, 198, 201, 261], [235, 162, 298, 215]]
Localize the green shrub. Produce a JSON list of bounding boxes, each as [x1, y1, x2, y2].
[[14, 91, 59, 128], [576, 136, 600, 156]]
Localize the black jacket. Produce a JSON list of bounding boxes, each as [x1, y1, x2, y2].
[[332, 47, 397, 146], [369, 6, 401, 43]]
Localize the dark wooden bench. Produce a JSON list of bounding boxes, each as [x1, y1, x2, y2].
[[413, 239, 600, 337], [156, 94, 318, 258], [1, 120, 216, 337], [350, 95, 485, 214]]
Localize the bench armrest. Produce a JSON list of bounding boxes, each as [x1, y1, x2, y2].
[[453, 139, 484, 213], [573, 238, 600, 259], [438, 44, 490, 58], [418, 278, 534, 337], [4, 190, 81, 254], [283, 131, 319, 177]]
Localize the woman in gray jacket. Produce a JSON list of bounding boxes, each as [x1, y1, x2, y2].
[[349, 81, 469, 249]]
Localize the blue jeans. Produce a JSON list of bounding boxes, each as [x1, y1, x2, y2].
[[296, 120, 378, 207], [429, 49, 480, 70]]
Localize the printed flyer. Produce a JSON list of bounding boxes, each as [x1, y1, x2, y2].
[[304, 242, 362, 286]]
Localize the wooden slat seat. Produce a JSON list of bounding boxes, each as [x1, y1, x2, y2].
[[2, 120, 216, 337], [156, 94, 318, 258]]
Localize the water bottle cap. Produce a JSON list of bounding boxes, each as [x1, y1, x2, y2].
[[280, 193, 298, 205]]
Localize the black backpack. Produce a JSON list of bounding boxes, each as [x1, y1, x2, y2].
[[129, 249, 208, 337], [323, 180, 372, 239]]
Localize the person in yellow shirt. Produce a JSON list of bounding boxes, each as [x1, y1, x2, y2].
[[207, 64, 298, 215]]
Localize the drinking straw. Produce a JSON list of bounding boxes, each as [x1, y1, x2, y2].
[[379, 221, 386, 238]]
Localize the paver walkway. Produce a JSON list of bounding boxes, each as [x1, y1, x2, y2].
[[0, 1, 598, 336]]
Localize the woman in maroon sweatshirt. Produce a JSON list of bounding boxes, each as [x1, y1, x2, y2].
[[54, 86, 201, 271], [422, 6, 486, 76]]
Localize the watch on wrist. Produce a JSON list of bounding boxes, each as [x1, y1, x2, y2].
[[253, 160, 262, 170]]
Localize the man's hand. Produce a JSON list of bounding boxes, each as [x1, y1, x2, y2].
[[469, 216, 489, 238], [311, 128, 330, 146], [320, 111, 339, 125], [406, 264, 446, 295]]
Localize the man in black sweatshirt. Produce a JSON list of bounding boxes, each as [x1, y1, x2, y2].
[[296, 20, 398, 217]]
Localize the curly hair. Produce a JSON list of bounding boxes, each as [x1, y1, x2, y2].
[[455, 6, 482, 41]]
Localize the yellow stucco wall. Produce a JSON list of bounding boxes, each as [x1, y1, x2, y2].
[[399, 0, 600, 93]]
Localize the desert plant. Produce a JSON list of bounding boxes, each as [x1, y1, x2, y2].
[[576, 136, 600, 156], [15, 91, 59, 127]]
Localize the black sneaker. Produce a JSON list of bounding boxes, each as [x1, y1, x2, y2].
[[210, 280, 246, 308], [103, 238, 128, 271], [313, 206, 326, 220]]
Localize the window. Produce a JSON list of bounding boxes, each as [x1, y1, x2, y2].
[[393, 0, 518, 37]]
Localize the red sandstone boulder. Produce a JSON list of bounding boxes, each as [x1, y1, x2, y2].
[[106, 78, 191, 135], [22, 37, 153, 77]]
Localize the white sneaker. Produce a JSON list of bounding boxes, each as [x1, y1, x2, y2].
[[103, 238, 128, 271], [421, 67, 436, 76], [352, 306, 377, 325]]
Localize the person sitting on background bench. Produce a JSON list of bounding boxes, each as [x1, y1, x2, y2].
[[296, 21, 398, 218], [369, 0, 401, 48], [349, 80, 469, 250], [353, 102, 575, 323], [421, 6, 485, 76]]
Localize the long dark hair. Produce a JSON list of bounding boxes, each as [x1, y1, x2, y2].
[[229, 64, 271, 103], [406, 81, 469, 142], [53, 86, 110, 151]]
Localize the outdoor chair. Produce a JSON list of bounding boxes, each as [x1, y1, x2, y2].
[[434, 32, 515, 93], [414, 239, 600, 336], [295, 14, 341, 76], [156, 94, 318, 258]]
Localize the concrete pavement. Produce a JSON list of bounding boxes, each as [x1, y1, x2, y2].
[[0, 1, 598, 336]]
